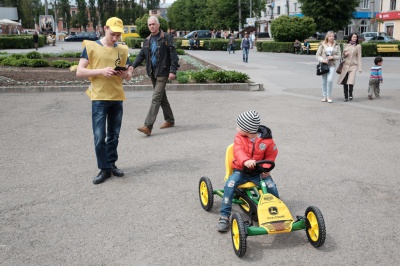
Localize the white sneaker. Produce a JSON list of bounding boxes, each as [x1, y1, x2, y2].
[[322, 98, 327, 102], [327, 98, 333, 103]]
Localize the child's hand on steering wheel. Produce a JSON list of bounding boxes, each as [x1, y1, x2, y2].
[[244, 160, 256, 169]]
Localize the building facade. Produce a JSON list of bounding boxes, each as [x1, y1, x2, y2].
[[257, 0, 387, 39], [377, 0, 399, 39]]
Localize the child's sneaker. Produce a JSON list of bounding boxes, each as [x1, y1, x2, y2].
[[368, 95, 373, 100], [217, 217, 229, 232]]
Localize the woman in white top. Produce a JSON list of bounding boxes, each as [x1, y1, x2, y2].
[[316, 31, 341, 103]]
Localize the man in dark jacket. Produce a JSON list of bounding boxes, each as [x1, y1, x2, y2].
[[132, 16, 179, 136]]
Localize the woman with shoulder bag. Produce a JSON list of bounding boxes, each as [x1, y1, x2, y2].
[[316, 31, 341, 103], [337, 33, 362, 102]]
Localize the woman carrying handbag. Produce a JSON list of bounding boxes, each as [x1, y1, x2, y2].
[[316, 31, 341, 103], [337, 33, 363, 102]]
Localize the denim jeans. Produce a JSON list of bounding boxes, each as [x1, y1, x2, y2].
[[242, 47, 249, 62], [321, 66, 335, 97], [92, 100, 123, 170], [145, 75, 174, 130], [220, 170, 279, 218]]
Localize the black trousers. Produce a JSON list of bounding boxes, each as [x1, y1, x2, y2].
[[342, 73, 353, 99]]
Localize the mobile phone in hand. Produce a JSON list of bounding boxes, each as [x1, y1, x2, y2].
[[114, 66, 127, 71]]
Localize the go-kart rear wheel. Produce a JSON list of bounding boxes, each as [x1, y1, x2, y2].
[[199, 176, 214, 211], [305, 206, 326, 247], [231, 212, 247, 257]]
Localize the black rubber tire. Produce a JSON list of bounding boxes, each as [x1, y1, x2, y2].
[[231, 212, 247, 257], [305, 206, 326, 247], [199, 176, 214, 211]]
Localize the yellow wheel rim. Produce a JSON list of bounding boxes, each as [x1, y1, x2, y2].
[[199, 181, 209, 206], [232, 219, 240, 250], [307, 211, 319, 242]]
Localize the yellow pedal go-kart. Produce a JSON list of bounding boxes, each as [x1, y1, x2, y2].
[[198, 144, 326, 257]]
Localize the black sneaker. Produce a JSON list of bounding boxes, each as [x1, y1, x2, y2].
[[93, 170, 111, 185], [217, 217, 229, 232], [111, 164, 124, 177]]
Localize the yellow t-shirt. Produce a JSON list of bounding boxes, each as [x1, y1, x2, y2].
[[83, 40, 129, 101]]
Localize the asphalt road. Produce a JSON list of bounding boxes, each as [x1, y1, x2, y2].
[[1, 41, 399, 265]]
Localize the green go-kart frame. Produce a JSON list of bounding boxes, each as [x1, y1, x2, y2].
[[198, 144, 326, 257]]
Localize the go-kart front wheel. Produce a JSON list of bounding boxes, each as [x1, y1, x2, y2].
[[305, 206, 326, 247], [199, 176, 214, 211], [231, 212, 247, 257]]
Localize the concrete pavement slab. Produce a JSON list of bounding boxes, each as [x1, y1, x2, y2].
[[1, 42, 399, 265]]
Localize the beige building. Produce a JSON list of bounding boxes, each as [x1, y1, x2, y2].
[[377, 0, 400, 39]]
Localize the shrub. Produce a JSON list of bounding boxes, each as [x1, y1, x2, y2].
[[14, 58, 31, 67], [176, 49, 185, 55], [59, 52, 81, 58], [125, 37, 144, 49], [176, 75, 189, 83], [10, 53, 26, 59], [1, 57, 16, 66], [271, 15, 316, 42], [26, 51, 42, 59], [191, 71, 207, 83], [51, 60, 72, 68], [29, 59, 49, 67]]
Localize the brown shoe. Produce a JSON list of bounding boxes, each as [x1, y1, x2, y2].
[[137, 126, 151, 136], [368, 95, 373, 100], [160, 122, 174, 129]]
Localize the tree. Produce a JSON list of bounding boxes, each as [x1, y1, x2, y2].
[[76, 0, 89, 31], [145, 0, 160, 11], [88, 0, 98, 33], [270, 15, 316, 42], [299, 0, 359, 32], [59, 0, 71, 33]]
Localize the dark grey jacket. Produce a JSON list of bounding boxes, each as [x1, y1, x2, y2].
[[132, 30, 179, 77]]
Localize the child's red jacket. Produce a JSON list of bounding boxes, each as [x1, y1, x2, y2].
[[232, 125, 278, 171]]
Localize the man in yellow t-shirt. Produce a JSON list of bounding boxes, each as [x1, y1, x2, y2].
[[77, 17, 133, 185]]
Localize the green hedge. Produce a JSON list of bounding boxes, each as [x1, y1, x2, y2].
[[0, 35, 46, 49], [256, 40, 400, 57]]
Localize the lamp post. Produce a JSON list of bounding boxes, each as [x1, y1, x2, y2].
[[50, 0, 58, 41], [371, 0, 375, 32]]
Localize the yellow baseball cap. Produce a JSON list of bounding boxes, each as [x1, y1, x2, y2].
[[106, 17, 123, 33]]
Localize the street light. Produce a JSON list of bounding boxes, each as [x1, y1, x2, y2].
[[49, 0, 58, 41], [371, 0, 375, 32]]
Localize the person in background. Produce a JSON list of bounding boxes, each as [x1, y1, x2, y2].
[[228, 32, 235, 54], [337, 32, 362, 102], [368, 56, 383, 100], [132, 16, 179, 137], [302, 39, 310, 54], [33, 31, 39, 50], [241, 32, 252, 63], [293, 39, 301, 54], [316, 31, 341, 103]]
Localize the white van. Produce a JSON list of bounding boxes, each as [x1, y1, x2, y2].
[[362, 32, 387, 41]]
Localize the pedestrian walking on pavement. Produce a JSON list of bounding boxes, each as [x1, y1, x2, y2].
[[241, 32, 252, 63], [132, 16, 180, 137]]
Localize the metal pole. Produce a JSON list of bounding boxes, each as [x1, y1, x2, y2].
[[239, 0, 242, 34], [286, 0, 289, 15], [45, 0, 48, 15], [250, 0, 252, 18], [371, 0, 375, 32]]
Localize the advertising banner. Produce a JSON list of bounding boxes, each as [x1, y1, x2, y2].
[[39, 15, 54, 35]]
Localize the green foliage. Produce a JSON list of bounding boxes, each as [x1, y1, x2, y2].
[[14, 58, 32, 67], [176, 49, 185, 55], [271, 15, 316, 42], [176, 74, 189, 83], [299, 0, 359, 32], [58, 52, 81, 58], [175, 69, 248, 84], [136, 14, 169, 38], [191, 71, 207, 83], [10, 54, 27, 60], [51, 60, 73, 68], [28, 59, 50, 67], [26, 51, 43, 59], [125, 37, 145, 49]]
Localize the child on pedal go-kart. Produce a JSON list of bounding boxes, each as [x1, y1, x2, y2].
[[218, 110, 279, 232]]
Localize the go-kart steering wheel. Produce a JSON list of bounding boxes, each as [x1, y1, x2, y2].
[[243, 160, 275, 175]]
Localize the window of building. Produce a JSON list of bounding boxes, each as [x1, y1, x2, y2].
[[359, 20, 367, 33], [277, 6, 280, 15], [361, 0, 369, 9], [71, 11, 76, 16], [390, 0, 396, 10], [294, 3, 297, 12]]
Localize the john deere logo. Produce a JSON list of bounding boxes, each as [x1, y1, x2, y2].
[[269, 207, 278, 215]]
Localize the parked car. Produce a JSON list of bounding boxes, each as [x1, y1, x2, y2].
[[65, 32, 98, 42], [183, 30, 211, 39], [365, 36, 397, 43], [361, 32, 387, 41]]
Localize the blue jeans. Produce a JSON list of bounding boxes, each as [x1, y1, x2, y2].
[[220, 170, 279, 218], [92, 100, 123, 170], [321, 66, 335, 97], [242, 47, 249, 62]]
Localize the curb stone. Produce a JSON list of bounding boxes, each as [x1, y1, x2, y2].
[[0, 82, 263, 93]]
